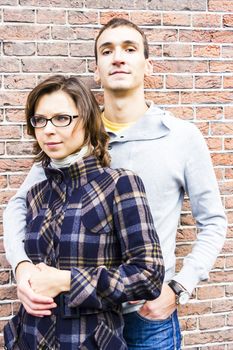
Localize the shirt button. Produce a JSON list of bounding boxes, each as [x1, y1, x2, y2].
[[108, 145, 112, 150], [120, 136, 124, 138]]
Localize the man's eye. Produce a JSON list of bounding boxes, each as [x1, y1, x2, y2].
[[126, 47, 136, 52], [102, 49, 112, 55]]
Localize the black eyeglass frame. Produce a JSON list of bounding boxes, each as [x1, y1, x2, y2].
[[30, 114, 79, 128]]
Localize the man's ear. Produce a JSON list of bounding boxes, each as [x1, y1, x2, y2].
[[145, 59, 153, 76], [94, 66, 101, 83]]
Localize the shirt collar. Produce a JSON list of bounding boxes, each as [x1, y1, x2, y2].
[[107, 101, 171, 143]]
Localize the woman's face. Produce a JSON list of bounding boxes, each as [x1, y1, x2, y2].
[[34, 90, 85, 160]]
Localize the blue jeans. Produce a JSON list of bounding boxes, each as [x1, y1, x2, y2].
[[123, 310, 181, 350]]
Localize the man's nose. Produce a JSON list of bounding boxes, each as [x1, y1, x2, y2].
[[112, 49, 125, 65]]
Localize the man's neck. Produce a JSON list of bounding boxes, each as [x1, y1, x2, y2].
[[103, 89, 148, 123]]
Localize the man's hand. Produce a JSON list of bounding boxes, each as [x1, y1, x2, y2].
[[138, 283, 177, 320], [29, 263, 71, 298], [16, 261, 57, 317]]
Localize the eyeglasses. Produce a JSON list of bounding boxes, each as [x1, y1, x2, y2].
[[30, 114, 79, 128]]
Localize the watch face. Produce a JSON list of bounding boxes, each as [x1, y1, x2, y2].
[[179, 291, 190, 305]]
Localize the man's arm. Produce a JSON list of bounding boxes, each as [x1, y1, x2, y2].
[[139, 124, 227, 319], [173, 124, 227, 293], [4, 163, 46, 271], [3, 163, 56, 316]]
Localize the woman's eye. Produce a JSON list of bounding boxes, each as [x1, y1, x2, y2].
[[56, 115, 69, 122]]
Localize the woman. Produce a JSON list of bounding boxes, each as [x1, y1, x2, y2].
[[4, 75, 164, 349]]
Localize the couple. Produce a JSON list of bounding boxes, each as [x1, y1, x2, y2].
[[4, 18, 227, 349]]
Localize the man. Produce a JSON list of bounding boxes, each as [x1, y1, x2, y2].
[[4, 18, 227, 349]]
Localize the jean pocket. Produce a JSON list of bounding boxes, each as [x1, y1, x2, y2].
[[135, 311, 172, 323]]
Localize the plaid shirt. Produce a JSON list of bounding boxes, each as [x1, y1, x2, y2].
[[4, 156, 164, 350]]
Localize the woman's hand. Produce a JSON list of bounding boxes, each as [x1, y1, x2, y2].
[[29, 263, 71, 298]]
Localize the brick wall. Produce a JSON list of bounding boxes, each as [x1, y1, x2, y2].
[[0, 0, 233, 348]]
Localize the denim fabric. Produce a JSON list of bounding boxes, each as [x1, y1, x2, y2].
[[123, 310, 181, 350]]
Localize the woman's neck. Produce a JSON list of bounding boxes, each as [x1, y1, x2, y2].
[[50, 145, 90, 169]]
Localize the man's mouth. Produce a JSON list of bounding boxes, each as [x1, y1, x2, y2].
[[110, 71, 130, 76]]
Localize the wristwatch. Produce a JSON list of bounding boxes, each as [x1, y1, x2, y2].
[[168, 280, 190, 305]]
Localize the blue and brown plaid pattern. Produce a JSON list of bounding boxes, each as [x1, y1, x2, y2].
[[4, 156, 164, 349]]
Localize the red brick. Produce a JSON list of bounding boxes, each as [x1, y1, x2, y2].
[[163, 44, 192, 57], [0, 91, 27, 107], [99, 11, 130, 25], [225, 168, 233, 180], [130, 11, 161, 26], [177, 228, 196, 241], [68, 10, 98, 24], [180, 317, 197, 331], [144, 76, 163, 89], [147, 0, 205, 11], [209, 0, 233, 12], [195, 75, 221, 89], [36, 9, 66, 24], [196, 107, 223, 120], [3, 8, 35, 23], [0, 125, 21, 139], [223, 14, 233, 27], [52, 26, 97, 41], [210, 61, 233, 73], [6, 141, 34, 156], [22, 58, 86, 73], [179, 301, 212, 317], [166, 75, 193, 89], [206, 137, 222, 151], [181, 91, 233, 104], [144, 91, 179, 105], [175, 244, 193, 258], [227, 313, 233, 326], [149, 45, 162, 57], [70, 42, 94, 57], [223, 76, 233, 89], [9, 174, 27, 188], [144, 28, 178, 42], [211, 122, 233, 136], [4, 75, 36, 89], [0, 271, 10, 285], [213, 298, 233, 312], [0, 190, 16, 204], [37, 42, 68, 56], [193, 45, 220, 57], [226, 284, 233, 296], [227, 210, 233, 224], [219, 181, 233, 195], [165, 107, 194, 120], [0, 159, 33, 172], [184, 329, 233, 345], [224, 106, 233, 119], [20, 0, 83, 7], [0, 24, 49, 40], [180, 29, 212, 43], [0, 285, 17, 300], [226, 256, 233, 268], [3, 42, 35, 56], [163, 13, 191, 26], [197, 285, 225, 300], [199, 314, 225, 330], [211, 153, 233, 166], [0, 143, 4, 155], [0, 58, 19, 73], [0, 175, 7, 189], [222, 46, 233, 58], [0, 304, 11, 317], [192, 13, 221, 27], [153, 60, 208, 73], [225, 138, 233, 150], [0, 0, 18, 4], [210, 270, 233, 283], [5, 109, 25, 123], [212, 30, 233, 43], [195, 122, 209, 135]]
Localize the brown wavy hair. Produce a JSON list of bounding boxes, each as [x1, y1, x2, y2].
[[26, 75, 110, 167]]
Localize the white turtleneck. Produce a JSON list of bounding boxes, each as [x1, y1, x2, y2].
[[50, 145, 90, 169]]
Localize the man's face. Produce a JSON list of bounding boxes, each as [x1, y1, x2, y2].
[[94, 26, 152, 94]]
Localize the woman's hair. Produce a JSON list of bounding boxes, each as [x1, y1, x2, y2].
[[26, 75, 110, 167]]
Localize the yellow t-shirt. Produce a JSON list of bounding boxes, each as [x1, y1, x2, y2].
[[101, 112, 134, 132]]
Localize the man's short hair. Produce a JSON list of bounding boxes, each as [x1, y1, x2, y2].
[[94, 18, 149, 62]]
